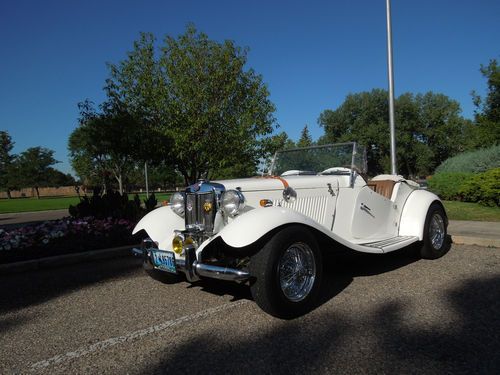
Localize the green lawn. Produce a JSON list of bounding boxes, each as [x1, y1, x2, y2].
[[443, 201, 500, 222], [0, 193, 172, 214], [0, 196, 81, 214]]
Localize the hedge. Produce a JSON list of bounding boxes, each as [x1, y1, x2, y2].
[[459, 168, 500, 207], [427, 172, 475, 201], [435, 145, 500, 174]]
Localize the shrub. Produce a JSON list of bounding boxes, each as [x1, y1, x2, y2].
[[69, 188, 142, 221], [144, 193, 158, 212], [435, 145, 500, 174], [459, 168, 500, 207], [427, 172, 475, 200]]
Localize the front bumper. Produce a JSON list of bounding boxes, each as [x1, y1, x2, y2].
[[132, 245, 250, 283]]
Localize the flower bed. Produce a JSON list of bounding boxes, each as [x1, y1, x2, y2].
[[0, 217, 140, 264]]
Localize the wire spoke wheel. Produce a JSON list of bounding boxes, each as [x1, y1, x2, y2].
[[429, 213, 445, 249], [249, 225, 323, 319], [420, 203, 449, 259], [278, 242, 316, 302]]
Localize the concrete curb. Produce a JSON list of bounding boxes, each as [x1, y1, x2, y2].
[[451, 235, 500, 248], [0, 244, 139, 276]]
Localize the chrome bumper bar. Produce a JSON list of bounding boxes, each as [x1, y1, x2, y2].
[[132, 247, 251, 282]]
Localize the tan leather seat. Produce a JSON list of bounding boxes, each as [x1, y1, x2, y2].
[[367, 180, 396, 199]]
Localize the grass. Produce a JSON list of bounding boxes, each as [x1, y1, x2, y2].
[[443, 201, 500, 222], [0, 196, 81, 214], [0, 192, 173, 214]]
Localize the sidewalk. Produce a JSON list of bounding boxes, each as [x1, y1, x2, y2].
[[448, 220, 500, 248]]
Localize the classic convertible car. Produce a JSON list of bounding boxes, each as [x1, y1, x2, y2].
[[132, 142, 449, 318]]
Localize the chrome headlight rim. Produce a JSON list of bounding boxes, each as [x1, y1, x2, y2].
[[221, 190, 245, 217], [170, 192, 185, 217]]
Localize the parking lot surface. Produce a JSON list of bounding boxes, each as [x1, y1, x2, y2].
[[1, 244, 499, 374]]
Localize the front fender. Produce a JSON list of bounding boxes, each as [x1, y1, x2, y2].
[[217, 206, 330, 249], [399, 189, 444, 240], [133, 206, 184, 249]]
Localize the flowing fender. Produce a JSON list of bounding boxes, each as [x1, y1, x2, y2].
[[398, 189, 444, 240], [132, 206, 184, 249], [217, 206, 335, 249]]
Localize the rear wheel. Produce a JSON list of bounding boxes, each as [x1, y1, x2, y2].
[[249, 225, 323, 319], [420, 203, 449, 259]]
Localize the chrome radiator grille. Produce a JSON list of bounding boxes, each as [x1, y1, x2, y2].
[[185, 192, 216, 232]]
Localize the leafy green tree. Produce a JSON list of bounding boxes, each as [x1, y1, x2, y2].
[[471, 59, 500, 146], [258, 131, 295, 174], [297, 125, 313, 148], [319, 89, 390, 174], [69, 104, 142, 194], [104, 25, 277, 184], [15, 147, 59, 198], [126, 162, 182, 191], [0, 131, 16, 198], [45, 169, 77, 187], [318, 89, 471, 176]]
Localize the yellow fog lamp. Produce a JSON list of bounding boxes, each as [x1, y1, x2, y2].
[[172, 235, 184, 254], [184, 236, 195, 247]]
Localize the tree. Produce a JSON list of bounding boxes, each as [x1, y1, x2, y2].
[[104, 25, 277, 184], [297, 125, 313, 148], [45, 169, 77, 187], [69, 103, 143, 195], [319, 89, 391, 175], [471, 59, 500, 147], [15, 147, 59, 198], [0, 131, 16, 198], [318, 89, 471, 176]]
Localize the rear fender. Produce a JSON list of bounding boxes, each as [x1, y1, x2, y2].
[[399, 190, 445, 240]]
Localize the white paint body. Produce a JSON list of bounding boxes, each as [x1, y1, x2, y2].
[[133, 171, 443, 261]]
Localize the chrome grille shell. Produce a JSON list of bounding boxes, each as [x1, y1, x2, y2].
[[185, 192, 216, 233]]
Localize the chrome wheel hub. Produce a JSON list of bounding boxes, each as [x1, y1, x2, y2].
[[430, 213, 445, 249], [278, 242, 316, 302]]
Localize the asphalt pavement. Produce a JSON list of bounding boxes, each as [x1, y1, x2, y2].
[[1, 243, 499, 374], [0, 209, 68, 228]]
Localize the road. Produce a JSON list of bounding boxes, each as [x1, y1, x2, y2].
[[1, 244, 499, 374], [0, 209, 68, 228]]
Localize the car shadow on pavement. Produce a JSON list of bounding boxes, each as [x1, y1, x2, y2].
[[0, 256, 143, 315], [182, 244, 421, 315], [141, 274, 500, 374]]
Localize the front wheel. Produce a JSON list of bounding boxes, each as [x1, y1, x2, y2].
[[249, 225, 323, 319], [420, 203, 449, 259]]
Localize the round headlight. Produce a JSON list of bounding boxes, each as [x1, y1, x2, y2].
[[222, 190, 245, 217], [170, 192, 185, 216]]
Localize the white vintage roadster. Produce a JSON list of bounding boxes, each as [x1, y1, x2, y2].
[[132, 142, 449, 318]]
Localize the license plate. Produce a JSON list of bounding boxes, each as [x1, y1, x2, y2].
[[151, 249, 176, 274]]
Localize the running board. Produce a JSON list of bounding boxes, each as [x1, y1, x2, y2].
[[358, 236, 419, 252]]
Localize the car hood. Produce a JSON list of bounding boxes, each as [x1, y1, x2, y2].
[[213, 175, 345, 192]]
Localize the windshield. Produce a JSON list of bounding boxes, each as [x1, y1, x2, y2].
[[269, 142, 366, 176]]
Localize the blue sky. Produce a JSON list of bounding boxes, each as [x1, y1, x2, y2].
[[1, 0, 499, 174]]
